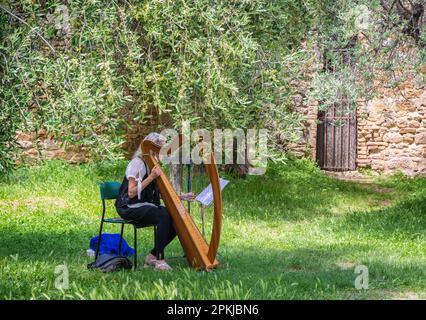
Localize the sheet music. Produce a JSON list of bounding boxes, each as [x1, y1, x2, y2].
[[195, 178, 229, 207]]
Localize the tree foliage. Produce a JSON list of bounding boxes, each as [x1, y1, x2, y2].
[[307, 0, 425, 113], [0, 0, 324, 174], [1, 0, 424, 175]]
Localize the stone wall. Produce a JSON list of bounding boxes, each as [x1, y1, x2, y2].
[[121, 108, 171, 158], [287, 101, 318, 159], [16, 130, 89, 164], [289, 78, 426, 176], [15, 107, 169, 164], [356, 81, 426, 176]]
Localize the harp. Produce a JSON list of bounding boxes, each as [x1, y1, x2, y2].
[[141, 136, 222, 270]]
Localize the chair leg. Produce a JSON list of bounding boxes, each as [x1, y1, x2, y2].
[[118, 223, 124, 255], [133, 225, 138, 270], [95, 220, 104, 260]]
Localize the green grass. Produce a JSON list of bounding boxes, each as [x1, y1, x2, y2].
[[0, 159, 425, 300]]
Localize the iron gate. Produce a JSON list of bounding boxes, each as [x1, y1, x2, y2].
[[316, 96, 357, 171], [316, 48, 357, 171]]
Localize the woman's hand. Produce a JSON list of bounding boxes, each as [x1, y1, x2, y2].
[[149, 165, 162, 180], [180, 192, 196, 202]]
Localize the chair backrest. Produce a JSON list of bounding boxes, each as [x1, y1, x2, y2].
[[99, 181, 121, 200]]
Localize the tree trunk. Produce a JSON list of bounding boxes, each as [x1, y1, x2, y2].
[[169, 163, 183, 195]]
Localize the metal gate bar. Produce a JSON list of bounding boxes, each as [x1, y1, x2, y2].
[[316, 49, 357, 171], [316, 100, 357, 171]]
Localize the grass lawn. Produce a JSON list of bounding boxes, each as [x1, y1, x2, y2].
[[0, 159, 425, 300]]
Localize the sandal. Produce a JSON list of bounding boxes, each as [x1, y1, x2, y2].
[[154, 260, 172, 271], [144, 253, 157, 267]]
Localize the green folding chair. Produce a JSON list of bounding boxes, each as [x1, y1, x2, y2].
[[95, 181, 157, 269]]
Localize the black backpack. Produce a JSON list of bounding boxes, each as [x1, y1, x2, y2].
[[87, 254, 133, 272]]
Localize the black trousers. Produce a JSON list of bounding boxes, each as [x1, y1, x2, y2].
[[117, 204, 177, 260]]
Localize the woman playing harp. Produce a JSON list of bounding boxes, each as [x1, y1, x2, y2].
[[115, 132, 195, 271]]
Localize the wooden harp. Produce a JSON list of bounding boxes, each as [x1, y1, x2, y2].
[[141, 135, 222, 270]]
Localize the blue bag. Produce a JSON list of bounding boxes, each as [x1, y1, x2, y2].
[[90, 233, 135, 257]]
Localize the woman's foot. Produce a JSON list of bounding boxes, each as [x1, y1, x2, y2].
[[144, 253, 157, 267], [154, 260, 172, 271]]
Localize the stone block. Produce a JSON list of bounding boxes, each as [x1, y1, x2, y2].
[[400, 128, 417, 134], [415, 132, 426, 144], [366, 142, 387, 146], [17, 140, 33, 149], [385, 158, 415, 170], [407, 120, 421, 128], [402, 134, 414, 143], [40, 139, 60, 151], [383, 132, 403, 143], [43, 149, 66, 159], [397, 102, 416, 112], [23, 148, 39, 157], [357, 159, 371, 166], [16, 132, 36, 141], [408, 112, 423, 121]]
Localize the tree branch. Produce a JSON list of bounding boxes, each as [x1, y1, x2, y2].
[[0, 5, 57, 54]]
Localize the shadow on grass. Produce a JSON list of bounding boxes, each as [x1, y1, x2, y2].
[[221, 243, 426, 295], [0, 226, 425, 299], [333, 193, 426, 239], [1, 160, 128, 190], [0, 225, 157, 262], [223, 163, 395, 221], [3, 225, 424, 281]]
